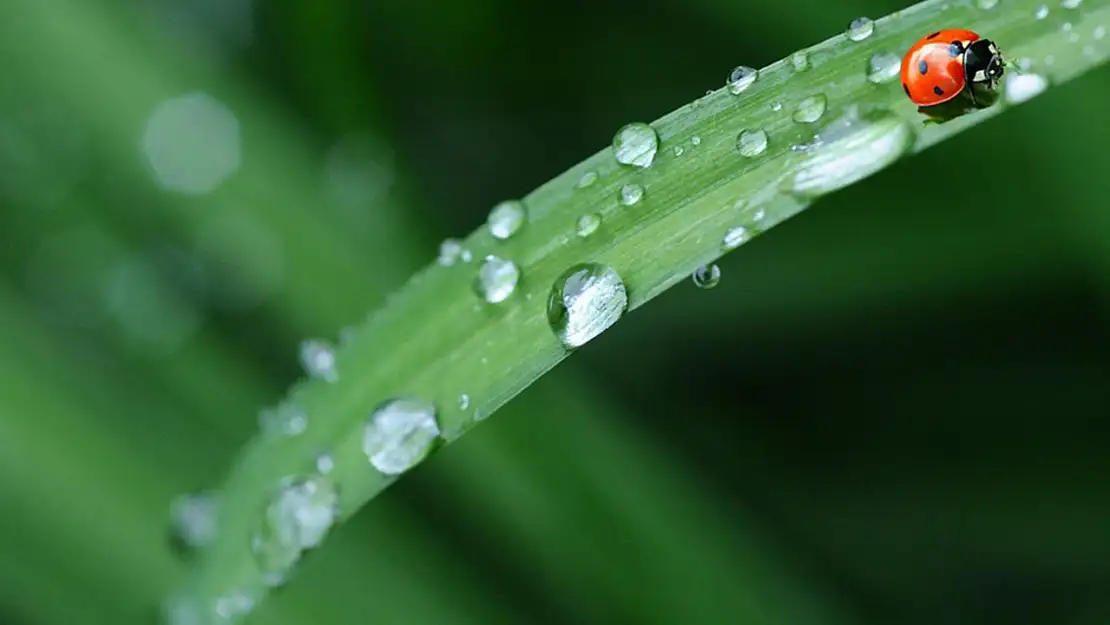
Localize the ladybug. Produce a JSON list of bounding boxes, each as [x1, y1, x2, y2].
[[900, 29, 1005, 109]]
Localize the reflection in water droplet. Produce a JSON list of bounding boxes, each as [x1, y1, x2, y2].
[[458, 393, 471, 410], [251, 475, 339, 584], [726, 66, 758, 94], [722, 226, 751, 251], [473, 256, 520, 304], [258, 403, 307, 437], [612, 122, 659, 167], [487, 200, 526, 240], [692, 264, 721, 289], [736, 129, 769, 157], [142, 91, 240, 195], [619, 183, 644, 206], [792, 95, 827, 124], [866, 52, 902, 84], [847, 17, 874, 41], [1004, 73, 1049, 104], [547, 263, 628, 349], [170, 491, 218, 550], [363, 398, 441, 475], [299, 339, 338, 382]]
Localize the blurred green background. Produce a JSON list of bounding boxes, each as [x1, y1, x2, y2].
[[3, 0, 1110, 624]]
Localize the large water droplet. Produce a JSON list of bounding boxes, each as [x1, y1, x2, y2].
[[437, 238, 466, 266], [792, 95, 827, 124], [1034, 4, 1050, 19], [170, 491, 218, 550], [487, 200, 526, 240], [978, 0, 999, 9], [258, 403, 307, 437], [1004, 73, 1049, 104], [692, 264, 721, 289], [619, 183, 644, 206], [847, 17, 874, 41], [251, 475, 339, 583], [576, 213, 601, 237], [722, 226, 752, 251], [299, 339, 338, 382], [363, 398, 441, 475], [612, 122, 658, 168], [792, 51, 810, 72], [547, 263, 628, 349], [736, 129, 769, 157], [726, 66, 758, 94], [473, 255, 520, 304], [866, 52, 902, 84], [784, 109, 915, 200]]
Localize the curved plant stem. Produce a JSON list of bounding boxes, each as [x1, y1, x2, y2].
[[176, 0, 1110, 620]]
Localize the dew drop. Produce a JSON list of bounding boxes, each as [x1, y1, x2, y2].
[[792, 51, 810, 72], [437, 238, 466, 266], [547, 263, 628, 349], [258, 403, 307, 437], [692, 264, 721, 289], [866, 52, 902, 84], [473, 255, 520, 304], [619, 183, 645, 206], [299, 339, 338, 382], [978, 0, 999, 8], [1004, 73, 1049, 104], [170, 491, 218, 550], [577, 171, 598, 188], [612, 122, 659, 168], [673, 145, 685, 156], [576, 213, 601, 237], [771, 101, 783, 112], [214, 593, 254, 621], [690, 135, 702, 146], [783, 109, 916, 200], [363, 398, 441, 475], [726, 66, 758, 95], [722, 226, 752, 251], [847, 17, 874, 41], [487, 199, 526, 240], [1035, 4, 1049, 19], [315, 452, 335, 475], [792, 95, 827, 124], [1094, 25, 1106, 39], [736, 129, 769, 157], [251, 475, 339, 582], [458, 393, 471, 410], [1062, 0, 1081, 8]]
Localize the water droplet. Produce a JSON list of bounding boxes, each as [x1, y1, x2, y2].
[[690, 135, 702, 146], [577, 171, 598, 188], [437, 239, 466, 266], [162, 596, 205, 625], [458, 393, 471, 410], [722, 227, 751, 251], [792, 95, 827, 124], [473, 255, 520, 304], [866, 52, 902, 84], [784, 109, 915, 200], [1062, 21, 1073, 31], [978, 0, 999, 9], [1062, 0, 1081, 8], [363, 398, 441, 475], [576, 213, 601, 237], [673, 145, 685, 156], [1034, 4, 1049, 19], [847, 17, 874, 41], [315, 452, 335, 475], [726, 66, 758, 94], [612, 122, 659, 168], [170, 491, 218, 550], [299, 339, 338, 382], [771, 101, 783, 112], [1094, 25, 1106, 39], [736, 129, 769, 157], [215, 593, 255, 621], [251, 475, 339, 582], [547, 263, 628, 349], [692, 264, 721, 289], [258, 403, 307, 437], [1004, 73, 1049, 104], [619, 183, 645, 206], [487, 200, 526, 240], [792, 51, 810, 71]]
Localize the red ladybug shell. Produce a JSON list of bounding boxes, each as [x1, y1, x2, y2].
[[901, 28, 981, 106]]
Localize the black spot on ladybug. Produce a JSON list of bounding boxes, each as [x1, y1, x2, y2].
[[933, 85, 944, 96], [903, 83, 911, 97], [948, 43, 962, 57], [927, 31, 941, 39], [918, 60, 928, 75]]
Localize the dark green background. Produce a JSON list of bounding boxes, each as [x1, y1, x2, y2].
[[2, 0, 1109, 624]]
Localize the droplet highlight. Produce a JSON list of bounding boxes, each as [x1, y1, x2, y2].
[[612, 122, 659, 168], [792, 95, 827, 124], [547, 263, 629, 349], [619, 183, 644, 206], [170, 491, 218, 550], [473, 255, 520, 304], [576, 213, 601, 237], [258, 403, 307, 437], [577, 171, 598, 188], [1062, 0, 1081, 8], [978, 0, 999, 8], [487, 200, 526, 240], [847, 17, 874, 41], [1034, 4, 1049, 19], [1005, 74, 1049, 104], [736, 129, 768, 157], [722, 226, 752, 251], [363, 398, 441, 475], [299, 339, 338, 382], [437, 239, 466, 266]]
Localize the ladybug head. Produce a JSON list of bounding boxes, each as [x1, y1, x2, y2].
[[965, 39, 1005, 86]]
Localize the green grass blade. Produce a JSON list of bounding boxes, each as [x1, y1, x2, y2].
[[176, 0, 1110, 620]]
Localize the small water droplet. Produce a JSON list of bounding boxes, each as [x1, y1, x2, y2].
[[363, 398, 441, 475], [1034, 4, 1049, 19], [259, 403, 307, 437], [170, 491, 218, 550], [619, 183, 645, 206], [771, 101, 783, 112], [436, 239, 465, 266], [576, 213, 601, 237], [847, 17, 874, 41], [792, 51, 810, 71], [722, 226, 751, 250], [866, 52, 902, 84], [487, 200, 526, 240], [473, 255, 520, 304], [251, 475, 339, 582], [1062, 21, 1074, 31], [792, 95, 827, 124], [736, 129, 768, 157], [783, 109, 916, 200], [612, 122, 659, 168], [1094, 25, 1106, 39], [726, 66, 758, 95], [673, 145, 685, 156], [299, 339, 338, 382], [1005, 73, 1049, 104], [214, 593, 254, 621], [577, 171, 598, 188], [547, 263, 628, 349], [315, 452, 335, 475], [1062, 0, 1081, 8], [690, 135, 702, 146], [692, 264, 721, 289], [458, 393, 471, 410], [754, 208, 766, 222], [978, 0, 999, 9]]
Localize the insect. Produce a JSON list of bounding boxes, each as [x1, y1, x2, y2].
[[900, 29, 1005, 109]]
